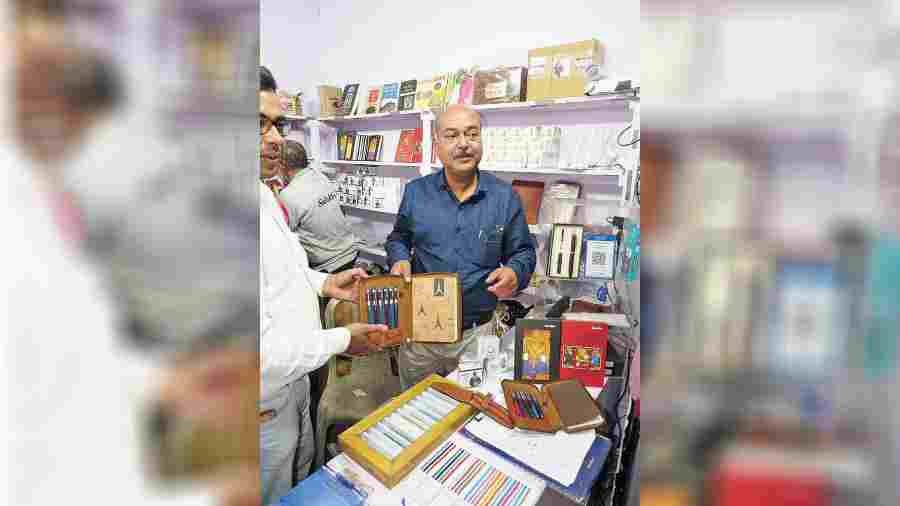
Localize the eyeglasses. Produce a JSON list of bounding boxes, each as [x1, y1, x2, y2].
[[260, 114, 288, 136]]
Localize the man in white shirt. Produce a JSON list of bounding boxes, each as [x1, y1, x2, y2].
[[259, 66, 387, 505]]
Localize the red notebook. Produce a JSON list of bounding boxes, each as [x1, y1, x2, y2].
[[559, 320, 608, 388]]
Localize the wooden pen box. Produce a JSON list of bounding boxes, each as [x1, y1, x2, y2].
[[356, 273, 462, 346], [338, 374, 475, 487]]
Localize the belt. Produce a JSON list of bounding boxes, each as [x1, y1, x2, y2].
[[465, 310, 494, 330]]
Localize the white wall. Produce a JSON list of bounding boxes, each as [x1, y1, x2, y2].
[[261, 0, 639, 105]]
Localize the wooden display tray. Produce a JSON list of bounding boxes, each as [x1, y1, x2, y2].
[[356, 273, 462, 346], [338, 374, 476, 488]]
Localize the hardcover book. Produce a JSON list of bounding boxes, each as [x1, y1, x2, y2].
[[559, 320, 608, 388], [379, 82, 400, 113], [514, 319, 561, 383], [415, 78, 434, 110], [394, 128, 422, 163], [397, 79, 417, 111], [340, 84, 360, 117], [365, 135, 383, 162], [364, 86, 382, 115]]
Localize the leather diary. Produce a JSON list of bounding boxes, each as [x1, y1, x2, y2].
[[511, 180, 545, 225], [501, 378, 605, 434], [356, 273, 462, 347]]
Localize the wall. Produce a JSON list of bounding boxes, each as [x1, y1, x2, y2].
[[261, 0, 639, 105]]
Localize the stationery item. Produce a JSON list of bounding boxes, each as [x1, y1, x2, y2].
[[527, 40, 604, 101], [379, 82, 400, 113], [415, 78, 435, 110], [364, 86, 382, 115], [430, 382, 514, 429], [276, 463, 364, 506], [538, 182, 581, 224], [367, 289, 376, 325], [511, 180, 545, 225], [381, 432, 545, 506], [461, 424, 610, 502], [500, 379, 604, 434], [559, 320, 608, 388], [338, 374, 475, 487], [582, 234, 617, 279], [472, 66, 527, 105], [357, 273, 462, 347], [395, 128, 423, 163], [514, 319, 561, 383], [547, 225, 583, 279]]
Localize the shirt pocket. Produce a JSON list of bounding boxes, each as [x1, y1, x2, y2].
[[477, 225, 505, 267]]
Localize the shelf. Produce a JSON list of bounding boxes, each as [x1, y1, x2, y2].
[[471, 91, 638, 114], [323, 160, 421, 168], [285, 114, 311, 121], [358, 245, 388, 258], [318, 110, 422, 123], [341, 204, 397, 215], [480, 166, 623, 177]]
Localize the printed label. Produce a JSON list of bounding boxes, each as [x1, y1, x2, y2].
[[485, 81, 508, 99]]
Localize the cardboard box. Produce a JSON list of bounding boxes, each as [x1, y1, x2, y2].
[[528, 39, 604, 101]]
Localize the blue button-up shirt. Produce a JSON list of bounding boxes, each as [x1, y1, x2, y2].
[[386, 170, 537, 329]]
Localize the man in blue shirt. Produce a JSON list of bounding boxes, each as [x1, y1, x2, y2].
[[386, 104, 536, 388]]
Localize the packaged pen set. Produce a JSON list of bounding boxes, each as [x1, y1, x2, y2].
[[500, 378, 605, 433], [356, 273, 463, 347]]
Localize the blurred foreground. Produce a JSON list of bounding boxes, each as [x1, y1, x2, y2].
[[641, 2, 900, 505], [4, 1, 258, 504]]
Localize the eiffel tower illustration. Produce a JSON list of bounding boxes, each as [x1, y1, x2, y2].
[[433, 313, 443, 330]]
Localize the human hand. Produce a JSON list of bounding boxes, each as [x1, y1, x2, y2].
[[390, 260, 411, 282], [322, 267, 368, 301], [486, 266, 518, 298], [344, 323, 388, 355]]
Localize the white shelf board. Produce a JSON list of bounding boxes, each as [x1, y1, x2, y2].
[[285, 114, 311, 121], [471, 92, 638, 114], [341, 204, 397, 215], [318, 110, 422, 123], [323, 160, 421, 168], [479, 166, 623, 177]]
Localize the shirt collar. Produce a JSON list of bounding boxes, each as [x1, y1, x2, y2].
[[438, 168, 489, 198]]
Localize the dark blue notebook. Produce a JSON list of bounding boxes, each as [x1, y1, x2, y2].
[[460, 426, 611, 504]]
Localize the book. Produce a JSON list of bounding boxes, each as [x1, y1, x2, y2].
[[559, 320, 608, 388], [429, 74, 448, 109], [514, 319, 561, 383], [364, 86, 381, 115], [340, 84, 359, 117], [398, 79, 417, 111], [473, 66, 527, 105], [458, 69, 476, 105], [365, 135, 382, 162], [318, 85, 342, 117], [415, 78, 434, 110], [394, 128, 422, 163], [379, 82, 400, 113]]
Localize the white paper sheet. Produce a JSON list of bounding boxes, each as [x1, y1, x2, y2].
[[463, 414, 595, 486]]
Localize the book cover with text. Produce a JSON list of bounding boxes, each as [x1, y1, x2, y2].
[[379, 82, 400, 113]]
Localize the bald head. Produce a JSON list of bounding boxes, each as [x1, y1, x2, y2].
[[434, 105, 483, 178]]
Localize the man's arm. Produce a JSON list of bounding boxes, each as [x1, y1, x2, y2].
[[385, 185, 414, 268], [502, 192, 537, 292], [260, 215, 349, 400]]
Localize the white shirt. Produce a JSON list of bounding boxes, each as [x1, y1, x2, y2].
[[260, 181, 350, 402]]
